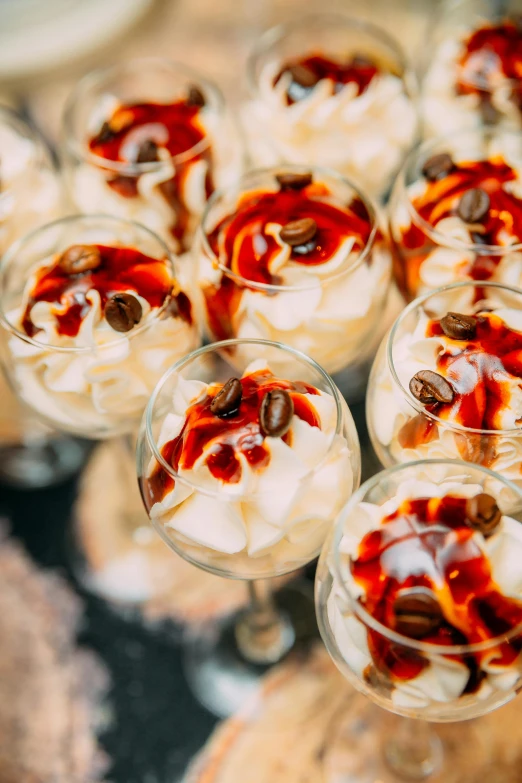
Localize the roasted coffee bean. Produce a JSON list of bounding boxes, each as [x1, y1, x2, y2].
[[458, 188, 490, 223], [59, 244, 101, 275], [210, 378, 242, 418], [440, 311, 477, 340], [393, 590, 443, 639], [409, 370, 454, 405], [289, 64, 319, 88], [465, 493, 501, 537], [187, 85, 206, 107], [137, 139, 159, 163], [479, 96, 500, 125], [352, 53, 374, 68], [104, 293, 143, 332], [421, 152, 454, 182], [93, 121, 115, 145], [260, 389, 294, 438], [280, 217, 317, 247], [275, 172, 313, 190]]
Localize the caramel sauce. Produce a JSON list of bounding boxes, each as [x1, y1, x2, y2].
[[88, 100, 214, 251], [350, 495, 522, 685], [203, 183, 373, 340], [456, 20, 522, 108], [21, 244, 182, 338], [274, 53, 379, 105], [395, 158, 522, 299], [142, 368, 320, 509]]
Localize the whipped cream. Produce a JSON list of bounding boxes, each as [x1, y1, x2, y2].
[[327, 478, 522, 718], [3, 245, 198, 438], [244, 57, 417, 200], [198, 179, 392, 376], [370, 306, 522, 491], [145, 361, 354, 577]]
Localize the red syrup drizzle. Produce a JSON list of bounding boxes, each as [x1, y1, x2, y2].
[[88, 100, 215, 251], [456, 20, 522, 110], [21, 244, 188, 339], [274, 53, 380, 105], [397, 311, 522, 455], [203, 182, 374, 340], [351, 495, 522, 688], [142, 368, 321, 510], [394, 157, 522, 298]]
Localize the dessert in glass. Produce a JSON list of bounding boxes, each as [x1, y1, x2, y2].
[[62, 58, 243, 255], [390, 127, 522, 301], [197, 165, 392, 401], [422, 0, 522, 137], [244, 14, 418, 201], [137, 338, 361, 716], [367, 281, 522, 491], [316, 459, 522, 781]]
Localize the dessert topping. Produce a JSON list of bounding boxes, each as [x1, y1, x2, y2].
[[280, 217, 318, 247], [210, 377, 243, 418], [59, 245, 102, 275], [104, 292, 143, 332], [409, 370, 454, 405], [187, 85, 206, 107], [275, 172, 313, 191], [393, 589, 444, 639], [136, 139, 159, 163], [457, 188, 490, 224], [440, 312, 478, 340], [465, 493, 502, 537], [260, 389, 294, 438], [421, 152, 454, 182]]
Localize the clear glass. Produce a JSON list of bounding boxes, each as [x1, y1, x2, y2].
[[0, 214, 200, 440], [62, 57, 244, 254], [367, 280, 522, 489], [390, 126, 522, 301], [244, 13, 419, 201], [197, 164, 392, 400], [422, 0, 522, 137], [137, 338, 361, 714], [316, 459, 522, 779]]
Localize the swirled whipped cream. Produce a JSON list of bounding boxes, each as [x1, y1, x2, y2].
[[328, 478, 522, 718], [199, 172, 391, 375], [371, 306, 522, 487], [68, 87, 241, 253], [423, 19, 522, 137], [392, 145, 522, 300], [4, 243, 198, 438], [244, 52, 417, 199], [143, 361, 353, 576]]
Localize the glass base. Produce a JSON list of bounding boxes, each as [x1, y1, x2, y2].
[[183, 580, 318, 718], [0, 436, 89, 488]]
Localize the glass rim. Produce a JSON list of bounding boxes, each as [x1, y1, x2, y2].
[[199, 163, 380, 293], [398, 129, 522, 254], [332, 457, 522, 655], [246, 12, 414, 98], [143, 337, 349, 500], [0, 212, 179, 354], [387, 279, 522, 436], [62, 56, 225, 173]]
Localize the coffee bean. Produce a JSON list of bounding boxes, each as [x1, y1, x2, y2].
[[393, 589, 443, 639], [59, 244, 101, 275], [289, 64, 318, 88], [137, 139, 159, 163], [352, 53, 374, 68], [458, 188, 490, 223], [409, 370, 454, 405], [210, 378, 242, 418], [280, 218, 317, 247], [465, 493, 501, 537], [421, 153, 454, 182], [93, 121, 115, 145], [275, 172, 313, 191], [187, 85, 205, 107], [440, 312, 477, 340], [260, 389, 294, 438], [104, 292, 143, 332], [479, 96, 500, 125]]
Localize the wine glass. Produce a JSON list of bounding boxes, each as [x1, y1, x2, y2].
[[136, 337, 361, 716], [316, 458, 522, 781]]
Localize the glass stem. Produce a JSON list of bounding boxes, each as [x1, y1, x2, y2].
[[234, 579, 295, 665], [384, 718, 443, 780]]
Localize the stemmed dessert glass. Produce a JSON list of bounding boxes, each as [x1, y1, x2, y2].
[[0, 214, 200, 599], [389, 126, 522, 301], [62, 57, 243, 255], [366, 280, 522, 487], [244, 13, 418, 201], [316, 458, 522, 781], [136, 338, 361, 716]]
